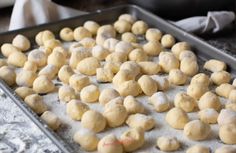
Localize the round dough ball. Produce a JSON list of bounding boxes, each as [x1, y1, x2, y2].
[[66, 99, 89, 120], [157, 136, 180, 152], [121, 32, 137, 43], [69, 42, 83, 52], [23, 61, 37, 72], [131, 20, 148, 35], [59, 27, 74, 41], [184, 120, 211, 141], [38, 64, 58, 79], [105, 52, 127, 63], [83, 21, 100, 35], [52, 46, 68, 58], [79, 37, 96, 48], [179, 50, 197, 61], [0, 66, 16, 86], [187, 83, 208, 100], [215, 83, 234, 98], [69, 47, 91, 69], [103, 38, 119, 52], [126, 113, 155, 131], [217, 109, 236, 126], [118, 14, 136, 24], [99, 88, 120, 105], [143, 41, 161, 56], [58, 65, 74, 84], [80, 84, 100, 103], [215, 146, 236, 153], [24, 94, 47, 114], [198, 91, 221, 111], [149, 92, 170, 112], [120, 127, 145, 152], [98, 134, 123, 153], [58, 85, 77, 102], [1, 43, 20, 57], [180, 58, 199, 76], [74, 26, 92, 41], [69, 74, 90, 92], [166, 107, 189, 129], [145, 28, 162, 42], [0, 59, 8, 67], [12, 34, 30, 51], [112, 69, 135, 87], [33, 75, 55, 94], [219, 123, 236, 144], [186, 145, 210, 153], [114, 20, 131, 33], [15, 87, 35, 99], [77, 57, 101, 76], [96, 67, 114, 83], [115, 41, 133, 55], [16, 70, 37, 87], [104, 62, 121, 74], [159, 52, 180, 73], [174, 92, 196, 112], [92, 45, 110, 61], [47, 50, 66, 68], [44, 39, 61, 50], [81, 110, 106, 133], [120, 61, 140, 77], [138, 61, 161, 75], [161, 34, 176, 48], [169, 69, 187, 85], [190, 73, 210, 87], [154, 77, 170, 91], [229, 89, 236, 103], [8, 51, 27, 67], [97, 25, 116, 38], [40, 111, 61, 130], [211, 71, 231, 85], [117, 80, 142, 97], [171, 41, 191, 58], [225, 101, 236, 112], [124, 96, 145, 114], [198, 108, 219, 124], [204, 59, 226, 72], [106, 97, 124, 106], [74, 128, 99, 151], [138, 75, 157, 96], [35, 30, 55, 46], [28, 49, 47, 67], [128, 48, 148, 62]]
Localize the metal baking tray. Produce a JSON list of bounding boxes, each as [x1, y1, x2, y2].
[[0, 5, 236, 153]]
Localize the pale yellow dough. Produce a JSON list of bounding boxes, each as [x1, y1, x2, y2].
[[174, 92, 196, 112], [40, 111, 61, 130], [28, 49, 46, 67], [171, 41, 191, 58], [204, 59, 226, 72], [8, 51, 27, 67], [0, 66, 16, 86], [149, 92, 170, 112], [69, 74, 90, 92], [122, 32, 137, 43], [73, 26, 92, 41], [35, 30, 55, 46], [131, 20, 148, 35], [92, 45, 110, 61], [118, 14, 136, 24], [211, 71, 231, 85], [156, 136, 180, 152], [124, 96, 145, 114], [114, 20, 131, 33], [38, 64, 58, 79], [161, 34, 176, 48], [219, 123, 236, 144], [215, 83, 234, 98], [58, 65, 74, 84], [16, 70, 37, 87], [80, 84, 100, 103], [159, 52, 180, 73], [128, 48, 148, 62], [59, 27, 74, 41], [1, 43, 20, 57], [198, 91, 221, 111], [99, 88, 120, 105], [69, 46, 91, 69], [58, 85, 77, 102], [83, 21, 100, 35], [187, 83, 208, 100], [168, 69, 187, 85], [143, 41, 161, 56], [215, 146, 236, 153], [98, 134, 123, 153], [47, 50, 66, 68], [77, 57, 101, 76], [145, 28, 162, 42], [138, 61, 161, 75], [24, 94, 47, 114], [186, 145, 210, 153], [15, 87, 35, 99], [33, 75, 55, 94], [96, 68, 114, 83], [12, 34, 30, 51], [117, 80, 142, 97], [138, 75, 158, 96], [66, 99, 89, 120], [23, 61, 37, 72], [166, 107, 189, 129], [198, 108, 219, 124]]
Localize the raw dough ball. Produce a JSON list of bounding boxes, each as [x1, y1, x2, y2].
[[12, 34, 30, 51], [69, 42, 83, 52], [126, 113, 155, 131], [92, 45, 110, 61], [186, 145, 210, 153], [44, 39, 61, 50], [215, 146, 236, 153], [184, 120, 211, 141], [161, 34, 176, 48], [8, 51, 27, 67], [138, 61, 161, 75], [190, 73, 210, 87], [124, 96, 145, 114], [204, 59, 226, 72], [229, 89, 236, 102], [180, 58, 199, 76], [40, 111, 61, 130], [115, 41, 133, 55], [225, 101, 236, 111], [24, 94, 47, 114], [69, 47, 91, 69], [28, 49, 47, 67], [106, 97, 124, 106], [74, 26, 92, 41], [157, 136, 180, 152], [215, 83, 234, 98], [59, 27, 74, 41], [121, 32, 137, 43], [53, 46, 69, 58], [23, 61, 37, 72], [58, 65, 74, 84], [97, 25, 116, 38], [33, 75, 55, 94], [1, 43, 20, 57], [117, 80, 142, 97], [131, 42, 142, 49], [35, 30, 55, 46], [159, 52, 180, 73], [106, 52, 127, 63], [114, 20, 131, 33], [74, 128, 99, 151], [219, 123, 236, 144], [98, 134, 123, 153], [128, 48, 148, 62], [0, 59, 7, 68], [16, 70, 37, 87], [217, 109, 236, 126], [103, 102, 127, 127], [174, 92, 196, 112], [104, 62, 121, 74], [119, 14, 136, 24], [112, 69, 135, 87], [0, 66, 16, 86], [80, 84, 100, 103], [99, 88, 119, 105], [198, 108, 219, 124], [96, 68, 114, 83], [15, 87, 35, 99], [84, 21, 100, 35], [149, 92, 170, 112], [179, 50, 197, 61], [187, 83, 208, 100], [166, 107, 189, 129], [103, 38, 119, 52], [154, 77, 170, 91], [145, 28, 162, 42], [138, 75, 158, 96], [143, 41, 161, 56], [131, 20, 148, 35], [211, 71, 231, 85], [58, 85, 77, 102], [38, 64, 58, 79], [171, 41, 191, 58], [47, 50, 66, 68], [77, 57, 101, 76], [198, 91, 221, 111], [66, 99, 89, 120], [120, 127, 145, 152], [79, 37, 96, 48], [69, 74, 90, 92], [168, 69, 187, 85], [120, 61, 140, 77]]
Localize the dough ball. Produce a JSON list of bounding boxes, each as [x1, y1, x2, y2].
[[166, 107, 189, 129], [159, 52, 180, 73], [154, 77, 170, 91], [131, 20, 148, 35], [58, 65, 74, 84], [149, 92, 170, 112], [119, 14, 136, 24], [96, 34, 109, 46], [174, 92, 196, 112], [115, 41, 133, 55], [171, 41, 191, 58], [211, 71, 231, 85], [74, 128, 99, 151], [35, 30, 55, 46], [124, 96, 145, 114], [105, 52, 127, 63], [106, 97, 124, 106], [103, 38, 119, 52], [58, 85, 77, 102], [77, 57, 101, 76], [79, 37, 96, 48], [96, 68, 114, 83], [24, 94, 47, 114], [180, 58, 199, 76], [84, 21, 100, 35], [40, 111, 61, 130], [219, 123, 236, 144], [217, 109, 236, 126], [0, 59, 7, 68], [44, 39, 61, 50], [215, 146, 236, 153], [145, 28, 162, 42], [117, 80, 142, 97], [128, 48, 148, 62], [28, 49, 47, 67], [198, 91, 221, 111], [33, 75, 55, 94], [92, 45, 110, 61], [74, 26, 92, 41], [143, 41, 161, 56], [69, 74, 90, 92], [97, 25, 116, 38], [69, 47, 91, 69], [23, 61, 37, 72], [80, 84, 100, 103], [38, 64, 58, 79], [131, 42, 143, 49], [120, 127, 145, 152], [121, 32, 137, 43], [120, 61, 140, 77], [161, 34, 176, 48], [66, 99, 89, 120], [15, 87, 35, 99], [138, 75, 157, 96], [12, 34, 30, 51], [8, 51, 27, 67], [98, 134, 123, 153], [47, 50, 66, 68], [190, 73, 210, 87], [186, 145, 210, 153], [187, 83, 208, 100], [1, 43, 20, 57], [59, 27, 74, 41], [215, 83, 234, 98], [16, 70, 37, 87], [53, 46, 69, 58], [204, 59, 226, 72], [99, 88, 119, 105], [168, 69, 187, 85], [104, 62, 121, 74], [157, 136, 180, 152], [179, 50, 197, 61], [225, 101, 236, 112], [0, 66, 16, 86], [229, 89, 236, 103], [184, 120, 211, 141], [112, 69, 135, 87], [138, 61, 161, 75], [126, 113, 155, 131], [69, 42, 83, 52], [198, 108, 219, 124], [114, 20, 131, 33]]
